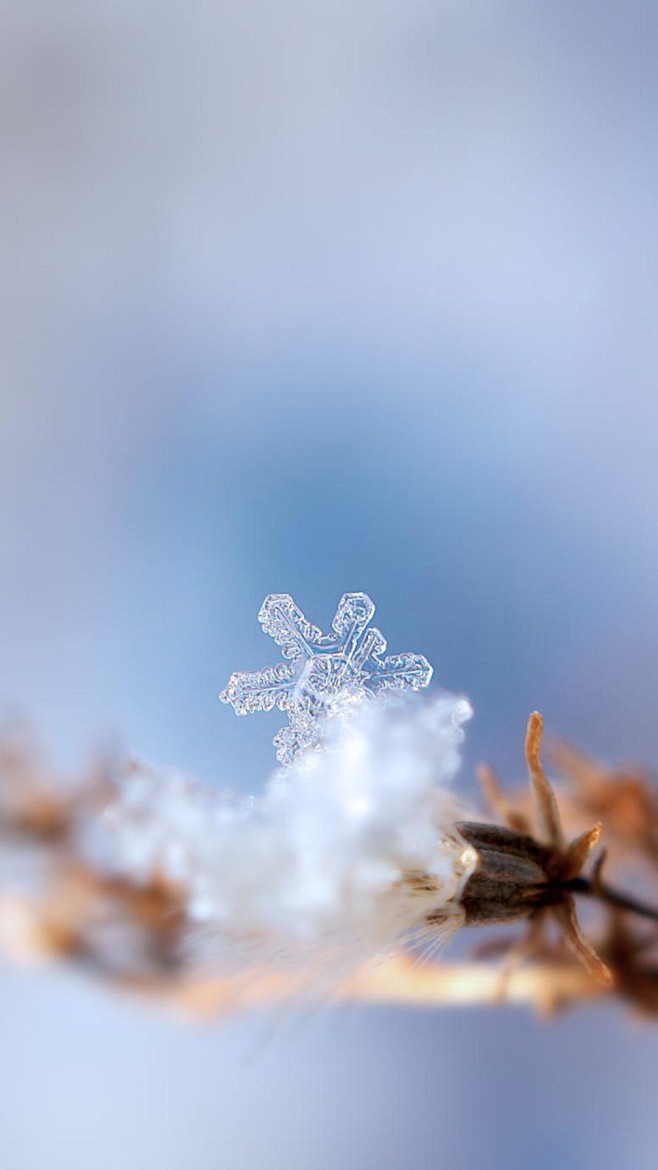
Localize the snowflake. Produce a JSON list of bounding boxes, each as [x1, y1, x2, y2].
[[220, 592, 433, 764]]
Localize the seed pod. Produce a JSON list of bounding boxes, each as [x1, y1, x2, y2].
[[456, 823, 557, 926]]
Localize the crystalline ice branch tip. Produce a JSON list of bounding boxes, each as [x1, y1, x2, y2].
[[220, 592, 433, 765]]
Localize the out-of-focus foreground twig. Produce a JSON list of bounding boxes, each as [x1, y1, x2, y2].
[[1, 717, 658, 1020]]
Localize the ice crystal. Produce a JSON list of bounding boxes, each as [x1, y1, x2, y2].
[[220, 593, 433, 763]]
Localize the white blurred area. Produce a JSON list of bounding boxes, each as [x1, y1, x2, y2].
[[2, 3, 658, 1169]]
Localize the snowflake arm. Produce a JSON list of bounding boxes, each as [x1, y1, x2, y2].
[[364, 651, 434, 694], [220, 661, 297, 715], [258, 594, 332, 660]]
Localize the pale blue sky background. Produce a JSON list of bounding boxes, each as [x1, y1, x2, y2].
[[1, 2, 658, 1168]]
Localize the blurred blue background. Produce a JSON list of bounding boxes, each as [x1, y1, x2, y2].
[[2, 2, 658, 1167]]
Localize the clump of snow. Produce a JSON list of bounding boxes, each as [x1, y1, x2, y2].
[[79, 693, 477, 974]]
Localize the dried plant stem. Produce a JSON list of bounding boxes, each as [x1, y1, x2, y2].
[[566, 876, 658, 924], [151, 955, 602, 1019], [344, 954, 599, 1012], [476, 762, 530, 833], [554, 896, 613, 985]]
